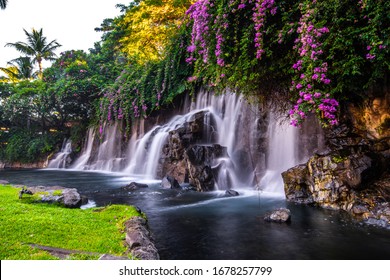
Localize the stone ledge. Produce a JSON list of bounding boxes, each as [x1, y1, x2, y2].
[[124, 216, 160, 260]]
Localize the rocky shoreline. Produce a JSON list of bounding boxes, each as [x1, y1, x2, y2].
[[283, 94, 390, 229]]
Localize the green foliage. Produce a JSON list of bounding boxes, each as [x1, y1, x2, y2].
[[0, 185, 141, 260], [2, 129, 58, 163], [2, 0, 389, 150]]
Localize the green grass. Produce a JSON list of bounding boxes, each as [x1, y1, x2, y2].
[[0, 184, 142, 260]]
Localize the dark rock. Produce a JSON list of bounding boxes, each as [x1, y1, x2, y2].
[[264, 208, 291, 223], [124, 217, 159, 260], [161, 176, 181, 189], [122, 182, 149, 191], [80, 195, 89, 205], [184, 144, 227, 192], [225, 189, 239, 197]]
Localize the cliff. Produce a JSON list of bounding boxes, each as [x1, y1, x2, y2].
[[283, 91, 390, 228]]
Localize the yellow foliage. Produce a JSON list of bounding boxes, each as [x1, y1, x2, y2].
[[119, 0, 194, 63]]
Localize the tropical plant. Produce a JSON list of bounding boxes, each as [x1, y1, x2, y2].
[[0, 57, 37, 81], [5, 28, 61, 78], [0, 0, 7, 10]]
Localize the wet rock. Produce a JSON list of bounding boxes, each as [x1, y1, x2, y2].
[[264, 208, 291, 223], [122, 182, 149, 191], [124, 216, 159, 260], [225, 189, 239, 197], [185, 144, 227, 192], [161, 176, 181, 189]]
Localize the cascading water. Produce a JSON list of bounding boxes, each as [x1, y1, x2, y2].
[[71, 123, 125, 171], [67, 90, 322, 194], [47, 139, 72, 168], [70, 128, 95, 170], [259, 112, 298, 194]]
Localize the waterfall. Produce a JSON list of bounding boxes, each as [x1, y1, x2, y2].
[[70, 128, 95, 170], [47, 139, 72, 168], [124, 110, 208, 178], [259, 112, 298, 194], [69, 90, 323, 194], [71, 123, 125, 171]]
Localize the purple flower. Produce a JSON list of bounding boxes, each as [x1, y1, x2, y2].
[[187, 45, 196, 53]]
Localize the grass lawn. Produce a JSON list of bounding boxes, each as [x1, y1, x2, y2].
[[0, 184, 141, 260]]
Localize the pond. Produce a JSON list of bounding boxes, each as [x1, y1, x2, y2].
[[1, 168, 390, 260]]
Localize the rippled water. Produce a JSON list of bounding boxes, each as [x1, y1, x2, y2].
[[1, 169, 390, 259]]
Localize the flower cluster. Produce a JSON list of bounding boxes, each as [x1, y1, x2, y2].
[[252, 0, 277, 59], [214, 12, 229, 67], [99, 69, 148, 127], [289, 3, 338, 127], [186, 0, 211, 64]]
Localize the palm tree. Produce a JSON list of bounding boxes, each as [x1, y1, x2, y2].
[[0, 57, 37, 81], [0, 0, 8, 10], [5, 28, 61, 78]]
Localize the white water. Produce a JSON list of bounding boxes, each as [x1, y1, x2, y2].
[[70, 128, 95, 170], [259, 112, 298, 193], [47, 139, 72, 168]]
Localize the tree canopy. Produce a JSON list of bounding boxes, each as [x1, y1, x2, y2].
[[0, 0, 389, 163]]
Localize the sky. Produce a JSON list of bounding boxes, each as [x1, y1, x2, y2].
[[0, 0, 126, 68]]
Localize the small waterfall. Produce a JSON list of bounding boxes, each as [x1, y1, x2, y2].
[[124, 111, 206, 178], [70, 128, 95, 170], [71, 123, 125, 171], [48, 139, 72, 169], [259, 112, 298, 194]]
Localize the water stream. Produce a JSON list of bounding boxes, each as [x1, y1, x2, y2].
[[47, 139, 72, 169]]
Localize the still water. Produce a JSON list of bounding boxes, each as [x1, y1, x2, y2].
[[1, 169, 390, 260]]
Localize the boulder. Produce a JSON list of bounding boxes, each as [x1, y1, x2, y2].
[[25, 186, 82, 208], [225, 189, 239, 197], [124, 216, 159, 260], [185, 144, 227, 192], [161, 176, 181, 189], [122, 182, 149, 191], [61, 188, 82, 208], [264, 208, 291, 223], [0, 180, 10, 184]]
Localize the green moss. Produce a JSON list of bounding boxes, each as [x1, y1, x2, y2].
[[332, 155, 346, 164], [0, 185, 141, 260], [52, 190, 63, 196]]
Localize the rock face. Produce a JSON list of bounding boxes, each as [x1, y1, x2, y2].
[[283, 114, 390, 228], [159, 110, 230, 192], [124, 216, 159, 260], [185, 144, 227, 191], [161, 176, 181, 189], [264, 208, 291, 223]]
